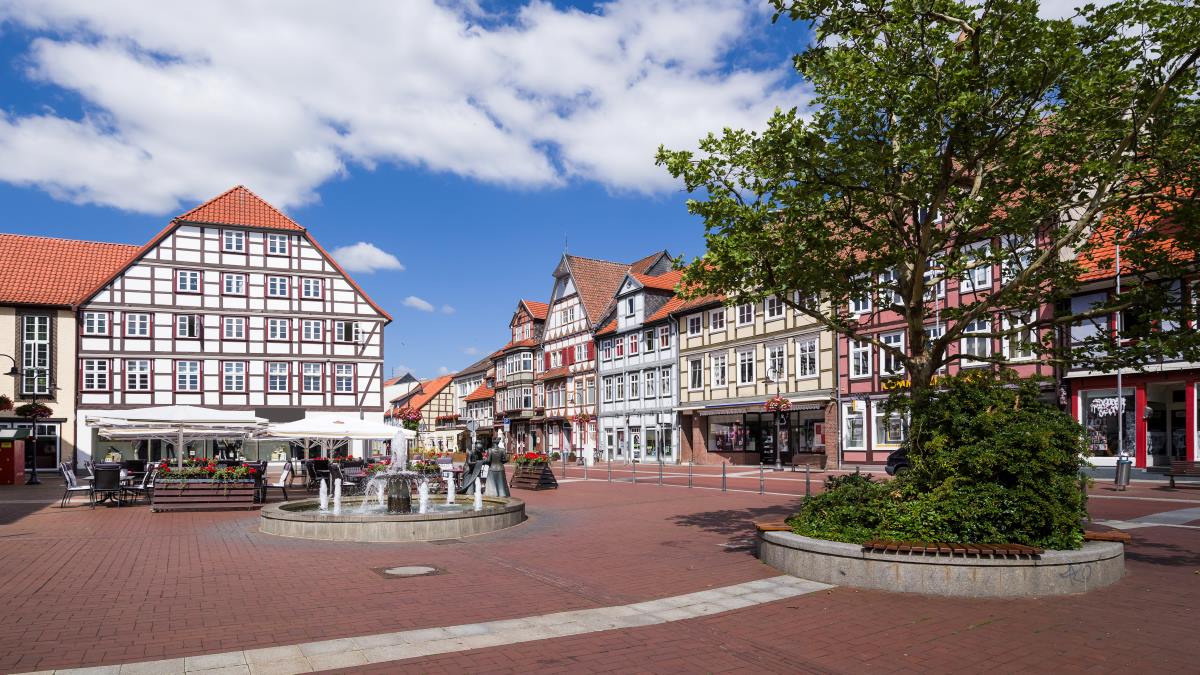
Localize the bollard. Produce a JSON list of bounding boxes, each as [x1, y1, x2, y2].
[[805, 463, 811, 498], [688, 461, 693, 488], [583, 458, 588, 481], [759, 463, 765, 495], [658, 460, 663, 486], [632, 460, 637, 485], [562, 454, 567, 479], [608, 457, 612, 482], [721, 462, 727, 492]]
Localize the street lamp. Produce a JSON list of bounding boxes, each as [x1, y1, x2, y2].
[[766, 366, 784, 471], [0, 354, 56, 485]]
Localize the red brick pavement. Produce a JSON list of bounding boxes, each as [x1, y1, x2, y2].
[[0, 476, 1197, 673]]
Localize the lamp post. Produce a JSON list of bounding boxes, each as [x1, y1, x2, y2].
[[766, 366, 784, 472], [0, 355, 55, 485]]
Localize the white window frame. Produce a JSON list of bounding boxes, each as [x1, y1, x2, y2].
[[267, 276, 289, 298], [223, 316, 245, 340], [736, 303, 755, 326], [628, 371, 640, 400], [125, 313, 151, 338], [660, 366, 672, 396], [302, 320, 323, 342], [302, 363, 323, 393], [176, 270, 201, 293], [267, 362, 289, 392], [766, 343, 786, 381], [880, 332, 904, 376], [176, 360, 201, 392], [850, 339, 872, 379], [658, 325, 670, 349], [1001, 311, 1038, 362], [687, 314, 702, 336], [334, 363, 354, 393], [688, 358, 704, 390], [709, 309, 725, 331], [603, 376, 613, 402], [222, 230, 245, 252], [301, 278, 322, 299], [601, 339, 612, 361], [960, 318, 992, 365], [21, 315, 50, 395], [842, 402, 866, 451], [267, 318, 289, 341], [711, 353, 727, 387], [82, 359, 110, 391], [222, 272, 245, 295], [960, 242, 993, 293], [737, 348, 755, 385], [83, 311, 109, 336], [796, 336, 818, 379], [765, 296, 784, 320], [644, 369, 656, 398], [125, 359, 151, 391], [266, 233, 289, 255], [176, 314, 200, 338], [223, 361, 246, 392]]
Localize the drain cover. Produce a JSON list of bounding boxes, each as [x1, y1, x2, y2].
[[377, 565, 440, 578]]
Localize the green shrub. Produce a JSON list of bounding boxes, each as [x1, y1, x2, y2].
[[792, 373, 1088, 550]]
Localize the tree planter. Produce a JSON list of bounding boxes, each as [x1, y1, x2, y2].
[[509, 464, 558, 490], [152, 480, 258, 512]]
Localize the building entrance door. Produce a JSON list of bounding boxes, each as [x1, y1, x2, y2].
[[1145, 383, 1185, 467]]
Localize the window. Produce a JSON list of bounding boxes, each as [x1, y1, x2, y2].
[[334, 321, 360, 343], [796, 336, 817, 378], [223, 362, 246, 392], [658, 325, 670, 349], [687, 314, 702, 336], [222, 273, 245, 295], [1002, 311, 1038, 361], [849, 276, 872, 314], [125, 359, 150, 391], [176, 360, 200, 391], [765, 296, 784, 320], [644, 369, 656, 397], [21, 315, 50, 395], [923, 262, 945, 301], [82, 359, 109, 391], [712, 353, 727, 387], [737, 349, 756, 385], [628, 333, 639, 356], [880, 332, 904, 376], [222, 230, 245, 252], [603, 376, 614, 402], [643, 330, 655, 353], [961, 318, 992, 363], [302, 363, 322, 392], [550, 350, 562, 368], [709, 309, 725, 331], [268, 363, 289, 392], [843, 404, 866, 450], [266, 233, 289, 255], [1001, 236, 1034, 285], [879, 268, 902, 308], [223, 316, 245, 340], [302, 278, 322, 299], [267, 276, 289, 297], [960, 242, 992, 292], [302, 320, 323, 342], [874, 410, 908, 446], [737, 303, 755, 326], [586, 377, 595, 404], [625, 298, 635, 316], [521, 351, 533, 372], [83, 311, 109, 335], [615, 374, 625, 400], [176, 314, 200, 338], [573, 377, 585, 405], [850, 340, 871, 378], [574, 344, 586, 362], [177, 270, 201, 293], [125, 313, 150, 337], [268, 318, 289, 341], [1070, 292, 1109, 354], [628, 372, 640, 399], [335, 364, 354, 393], [660, 366, 671, 394], [614, 339, 624, 359], [689, 358, 704, 390], [601, 339, 612, 361], [764, 345, 784, 382]]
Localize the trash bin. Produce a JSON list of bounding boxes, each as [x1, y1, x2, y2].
[[1114, 457, 1132, 491], [0, 429, 30, 485]]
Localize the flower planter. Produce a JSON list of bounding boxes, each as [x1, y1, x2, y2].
[[151, 479, 258, 512], [509, 464, 558, 490]]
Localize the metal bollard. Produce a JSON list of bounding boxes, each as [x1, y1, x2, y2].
[[632, 460, 637, 485], [658, 460, 663, 486], [759, 463, 765, 495], [608, 457, 612, 483], [805, 463, 811, 498], [562, 455, 567, 479], [688, 461, 693, 488], [583, 458, 588, 481], [721, 462, 727, 492]]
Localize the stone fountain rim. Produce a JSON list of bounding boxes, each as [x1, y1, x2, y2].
[[260, 495, 525, 524]]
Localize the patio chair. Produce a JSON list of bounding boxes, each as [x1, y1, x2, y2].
[[91, 464, 124, 507], [248, 461, 267, 502], [123, 466, 156, 505], [262, 462, 292, 503], [58, 463, 92, 508], [306, 459, 331, 493], [330, 463, 359, 494]]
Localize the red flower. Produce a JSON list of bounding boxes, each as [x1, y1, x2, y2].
[[247, 467, 257, 475]]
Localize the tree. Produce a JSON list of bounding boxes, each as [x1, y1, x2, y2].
[[657, 0, 1200, 406]]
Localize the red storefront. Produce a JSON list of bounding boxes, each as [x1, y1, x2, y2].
[[1068, 370, 1197, 468]]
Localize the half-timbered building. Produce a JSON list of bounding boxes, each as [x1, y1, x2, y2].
[[73, 186, 392, 463], [491, 300, 545, 453]]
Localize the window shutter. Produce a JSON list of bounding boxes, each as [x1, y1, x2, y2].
[[565, 348, 573, 365], [544, 353, 551, 370], [587, 342, 595, 359]]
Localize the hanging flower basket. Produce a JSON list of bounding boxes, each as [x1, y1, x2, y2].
[[764, 395, 791, 413], [570, 413, 593, 426], [396, 406, 421, 430], [0, 395, 12, 412], [15, 402, 52, 419]]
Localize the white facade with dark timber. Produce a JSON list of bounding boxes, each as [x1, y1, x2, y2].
[[72, 186, 391, 463]]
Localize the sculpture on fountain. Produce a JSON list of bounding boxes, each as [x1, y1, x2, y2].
[[459, 440, 487, 494], [484, 438, 510, 498]]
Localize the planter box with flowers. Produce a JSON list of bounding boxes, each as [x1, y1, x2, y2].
[[509, 453, 558, 491], [151, 460, 260, 512]]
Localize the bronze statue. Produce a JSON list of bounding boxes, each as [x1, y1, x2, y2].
[[484, 444, 509, 497], [459, 440, 486, 494]]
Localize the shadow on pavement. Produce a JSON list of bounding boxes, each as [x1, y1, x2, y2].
[[1123, 537, 1200, 568], [667, 501, 803, 552]]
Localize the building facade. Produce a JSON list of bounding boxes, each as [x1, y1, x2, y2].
[[0, 235, 138, 469], [491, 300, 546, 453], [451, 355, 494, 450], [678, 293, 838, 466], [387, 374, 457, 450], [73, 186, 391, 463], [595, 270, 683, 463]]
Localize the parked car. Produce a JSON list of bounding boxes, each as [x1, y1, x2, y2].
[[884, 447, 910, 476]]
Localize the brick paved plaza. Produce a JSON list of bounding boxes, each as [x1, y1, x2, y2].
[[0, 471, 1196, 674]]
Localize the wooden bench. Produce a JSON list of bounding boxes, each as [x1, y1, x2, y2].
[[754, 521, 791, 532], [1084, 530, 1132, 543], [861, 539, 1044, 558], [1166, 461, 1200, 488]]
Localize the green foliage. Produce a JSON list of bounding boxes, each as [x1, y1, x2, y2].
[[792, 373, 1088, 549]]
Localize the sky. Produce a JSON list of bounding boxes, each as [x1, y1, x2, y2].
[[0, 0, 1081, 379]]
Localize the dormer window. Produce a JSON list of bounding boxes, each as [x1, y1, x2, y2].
[[625, 298, 635, 317]]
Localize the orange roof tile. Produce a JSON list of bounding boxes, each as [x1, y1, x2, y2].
[[632, 269, 684, 292], [646, 293, 725, 323], [464, 384, 495, 402], [565, 255, 635, 324], [594, 318, 617, 336], [490, 338, 539, 358], [630, 250, 670, 274], [399, 374, 455, 410], [0, 234, 140, 306], [540, 367, 570, 380], [1076, 207, 1188, 282], [521, 300, 549, 320], [175, 185, 305, 231]]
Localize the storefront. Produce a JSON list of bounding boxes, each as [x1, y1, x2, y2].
[[1070, 372, 1197, 468], [840, 397, 907, 465], [0, 419, 62, 470], [599, 413, 677, 463], [697, 404, 828, 466]]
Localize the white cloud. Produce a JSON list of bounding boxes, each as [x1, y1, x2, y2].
[[440, 305, 456, 315], [0, 0, 805, 213], [438, 366, 450, 375], [329, 241, 404, 274], [463, 346, 479, 355], [402, 295, 434, 312]]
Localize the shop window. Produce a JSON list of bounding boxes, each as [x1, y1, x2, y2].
[[843, 404, 866, 450], [1082, 389, 1135, 457]]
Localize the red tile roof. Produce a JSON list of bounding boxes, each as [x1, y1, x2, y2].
[[463, 384, 495, 402], [594, 318, 617, 336], [630, 250, 670, 274], [521, 300, 549, 320], [0, 234, 140, 306], [1076, 209, 1187, 282], [399, 375, 455, 410], [565, 255, 636, 324], [539, 367, 570, 381], [489, 338, 539, 358], [632, 269, 684, 292], [646, 293, 725, 323], [175, 185, 305, 231]]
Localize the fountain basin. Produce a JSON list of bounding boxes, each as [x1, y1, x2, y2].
[[259, 495, 525, 542]]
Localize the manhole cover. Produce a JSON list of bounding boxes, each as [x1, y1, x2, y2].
[[374, 565, 441, 578]]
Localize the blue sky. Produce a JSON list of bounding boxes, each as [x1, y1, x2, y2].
[[0, 0, 812, 379]]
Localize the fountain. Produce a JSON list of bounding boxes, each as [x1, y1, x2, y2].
[[260, 429, 525, 542]]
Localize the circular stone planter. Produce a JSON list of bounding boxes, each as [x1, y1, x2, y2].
[[758, 531, 1123, 597], [259, 496, 525, 542]]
